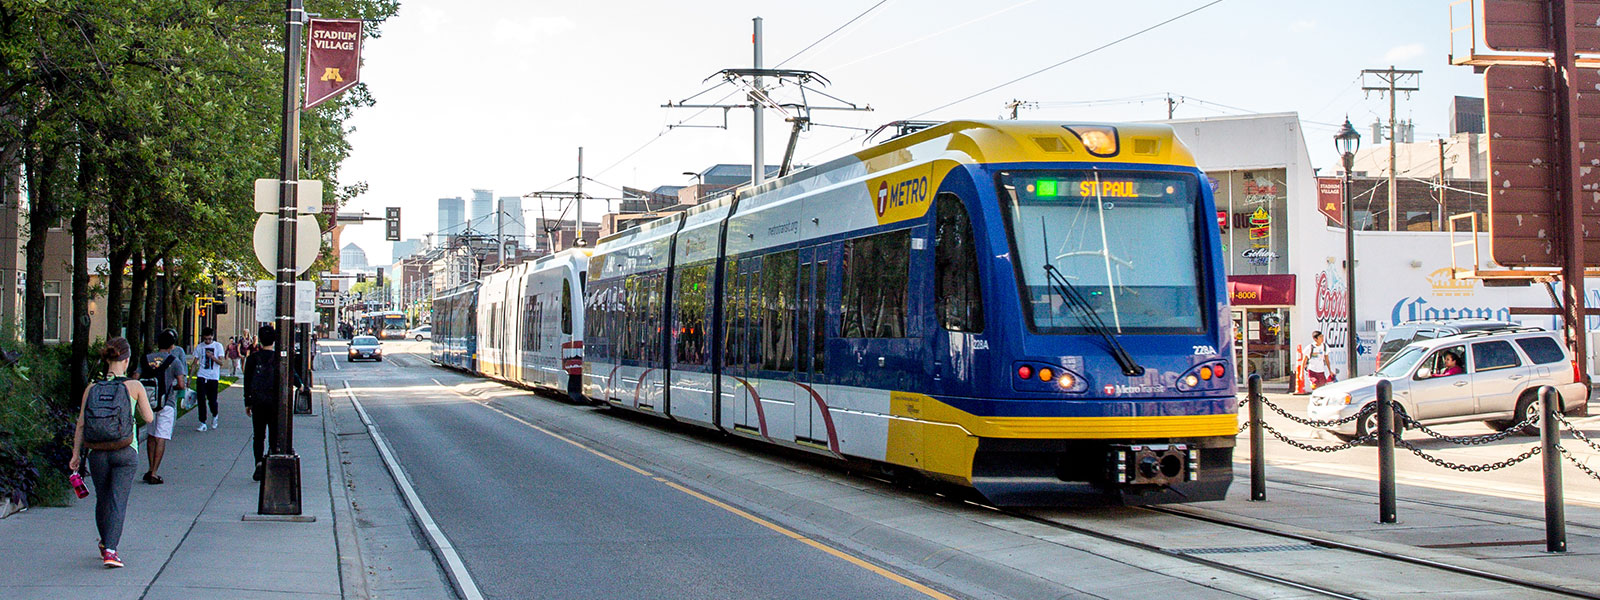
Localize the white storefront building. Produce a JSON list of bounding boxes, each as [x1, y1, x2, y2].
[[1175, 113, 1592, 391]]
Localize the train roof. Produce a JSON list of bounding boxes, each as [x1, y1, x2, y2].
[[599, 120, 1197, 237]]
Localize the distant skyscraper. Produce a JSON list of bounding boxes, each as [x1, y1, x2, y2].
[[340, 242, 369, 272], [437, 196, 465, 240], [471, 189, 494, 233], [497, 196, 525, 248], [391, 238, 422, 264]]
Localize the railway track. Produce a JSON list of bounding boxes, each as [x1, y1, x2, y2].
[[999, 502, 1600, 599]]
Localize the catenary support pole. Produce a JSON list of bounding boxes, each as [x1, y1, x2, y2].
[[576, 147, 583, 247], [1248, 374, 1265, 501], [1540, 386, 1567, 552], [261, 0, 304, 515], [1376, 379, 1396, 523], [752, 17, 764, 187]]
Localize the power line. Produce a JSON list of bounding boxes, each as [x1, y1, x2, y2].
[[910, 0, 1225, 119], [775, 0, 891, 67]]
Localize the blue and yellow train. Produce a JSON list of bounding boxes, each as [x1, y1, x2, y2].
[[436, 120, 1236, 505]]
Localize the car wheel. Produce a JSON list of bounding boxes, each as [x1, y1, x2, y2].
[[1355, 404, 1407, 442], [416, 335, 423, 341], [1512, 393, 1542, 436]]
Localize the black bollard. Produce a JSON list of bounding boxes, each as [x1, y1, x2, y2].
[[1540, 385, 1566, 553], [1377, 379, 1397, 523], [1248, 374, 1265, 501]]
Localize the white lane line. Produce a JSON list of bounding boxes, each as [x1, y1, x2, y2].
[[329, 352, 342, 371], [343, 380, 484, 600]]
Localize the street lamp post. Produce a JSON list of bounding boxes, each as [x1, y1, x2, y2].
[[1335, 118, 1362, 378]]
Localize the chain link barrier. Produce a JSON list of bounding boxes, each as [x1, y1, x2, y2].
[[1394, 437, 1542, 472], [1552, 411, 1600, 454], [1259, 422, 1374, 452], [1398, 411, 1537, 446], [1559, 445, 1600, 483], [1257, 395, 1363, 428]]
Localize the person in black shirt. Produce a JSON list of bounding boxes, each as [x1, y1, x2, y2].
[[242, 325, 280, 481]]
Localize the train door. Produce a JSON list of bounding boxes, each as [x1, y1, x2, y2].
[[732, 257, 761, 434], [797, 246, 831, 447], [759, 250, 799, 441]]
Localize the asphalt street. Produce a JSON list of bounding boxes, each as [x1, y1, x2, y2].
[[324, 340, 938, 600]]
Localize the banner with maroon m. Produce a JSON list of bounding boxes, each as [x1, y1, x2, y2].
[[304, 19, 363, 110]]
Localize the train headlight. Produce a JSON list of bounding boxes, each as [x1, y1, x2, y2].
[[1057, 372, 1077, 390], [1184, 374, 1199, 387], [1065, 125, 1119, 156], [1039, 368, 1054, 383]]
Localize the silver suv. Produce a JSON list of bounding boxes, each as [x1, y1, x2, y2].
[[1308, 328, 1587, 441]]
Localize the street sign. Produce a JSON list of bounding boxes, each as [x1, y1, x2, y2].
[[253, 179, 324, 214], [253, 214, 322, 275], [1483, 0, 1600, 52], [255, 280, 317, 324], [1484, 64, 1600, 267]]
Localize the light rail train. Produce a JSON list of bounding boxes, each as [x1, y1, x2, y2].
[[435, 120, 1237, 505]]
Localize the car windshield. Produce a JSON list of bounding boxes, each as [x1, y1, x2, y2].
[[353, 336, 378, 345], [997, 170, 1204, 333], [1376, 346, 1424, 377]]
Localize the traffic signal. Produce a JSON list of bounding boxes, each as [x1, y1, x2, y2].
[[199, 303, 209, 319], [376, 267, 384, 288], [385, 207, 401, 241], [213, 298, 228, 315], [357, 273, 367, 283]]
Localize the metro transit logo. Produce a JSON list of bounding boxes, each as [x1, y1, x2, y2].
[[874, 175, 928, 218]]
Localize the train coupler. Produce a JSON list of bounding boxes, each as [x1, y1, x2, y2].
[[1108, 444, 1197, 486]]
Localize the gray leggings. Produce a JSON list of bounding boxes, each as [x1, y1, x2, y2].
[[88, 446, 138, 551]]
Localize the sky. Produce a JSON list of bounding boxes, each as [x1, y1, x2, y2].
[[336, 0, 1486, 264]]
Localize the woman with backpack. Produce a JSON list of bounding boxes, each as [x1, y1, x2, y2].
[[68, 337, 155, 569]]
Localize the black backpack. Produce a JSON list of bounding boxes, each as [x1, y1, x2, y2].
[[247, 353, 278, 407], [83, 378, 135, 450]]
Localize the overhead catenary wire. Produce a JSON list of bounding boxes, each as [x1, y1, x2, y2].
[[774, 0, 892, 67], [908, 0, 1226, 119]]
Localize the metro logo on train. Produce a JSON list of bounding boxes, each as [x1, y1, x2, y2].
[[869, 165, 933, 224]]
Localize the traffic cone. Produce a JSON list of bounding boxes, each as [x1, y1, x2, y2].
[[1293, 344, 1309, 394]]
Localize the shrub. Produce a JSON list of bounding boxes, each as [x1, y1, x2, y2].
[[0, 326, 75, 508]]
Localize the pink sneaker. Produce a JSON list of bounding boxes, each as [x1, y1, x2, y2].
[[102, 549, 123, 568]]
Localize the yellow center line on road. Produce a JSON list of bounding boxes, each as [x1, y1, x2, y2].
[[423, 376, 956, 600]]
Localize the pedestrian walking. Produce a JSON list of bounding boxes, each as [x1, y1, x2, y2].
[[226, 337, 241, 377], [69, 337, 155, 568], [1305, 331, 1335, 390], [243, 325, 280, 481], [141, 329, 186, 485], [192, 327, 227, 432]]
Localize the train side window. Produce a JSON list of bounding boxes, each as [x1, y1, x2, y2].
[[760, 250, 798, 372], [841, 229, 910, 338], [747, 261, 764, 370], [814, 259, 827, 373], [935, 193, 984, 333], [561, 280, 573, 335]]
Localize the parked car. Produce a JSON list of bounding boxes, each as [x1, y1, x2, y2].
[[1375, 319, 1519, 370], [347, 335, 383, 362], [407, 325, 431, 342], [1309, 327, 1586, 441]]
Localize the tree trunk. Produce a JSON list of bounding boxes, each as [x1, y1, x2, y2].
[[127, 249, 147, 358], [159, 253, 173, 342], [22, 142, 61, 347], [142, 261, 158, 351], [69, 155, 92, 399], [104, 244, 129, 341]]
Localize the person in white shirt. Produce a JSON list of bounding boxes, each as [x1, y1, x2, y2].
[[192, 327, 228, 431], [1305, 331, 1334, 390]]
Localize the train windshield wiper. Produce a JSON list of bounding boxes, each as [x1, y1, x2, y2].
[[1042, 264, 1145, 377]]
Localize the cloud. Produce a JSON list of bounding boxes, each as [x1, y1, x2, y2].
[[492, 15, 577, 50], [1384, 43, 1425, 62], [1289, 19, 1316, 33]]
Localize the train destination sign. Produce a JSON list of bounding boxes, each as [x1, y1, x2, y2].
[[1028, 178, 1184, 199]]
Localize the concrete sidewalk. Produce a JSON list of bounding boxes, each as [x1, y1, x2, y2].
[[0, 384, 341, 599]]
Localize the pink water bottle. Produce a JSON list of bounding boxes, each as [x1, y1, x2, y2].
[[69, 473, 89, 499]]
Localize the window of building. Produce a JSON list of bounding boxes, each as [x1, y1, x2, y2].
[[43, 281, 61, 342], [934, 194, 984, 333], [840, 229, 910, 338]]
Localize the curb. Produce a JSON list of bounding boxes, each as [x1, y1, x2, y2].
[[321, 384, 371, 600]]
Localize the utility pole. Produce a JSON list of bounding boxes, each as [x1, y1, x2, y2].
[[1438, 138, 1448, 231], [576, 147, 584, 247], [263, 0, 304, 515], [1362, 67, 1420, 231], [752, 17, 765, 187], [1166, 94, 1179, 119]]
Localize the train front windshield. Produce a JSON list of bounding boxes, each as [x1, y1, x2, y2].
[[998, 171, 1205, 334]]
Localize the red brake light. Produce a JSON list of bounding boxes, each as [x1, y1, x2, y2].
[[1017, 365, 1032, 380], [1213, 364, 1225, 378]]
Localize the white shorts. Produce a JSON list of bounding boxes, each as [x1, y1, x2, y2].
[[147, 405, 176, 440]]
